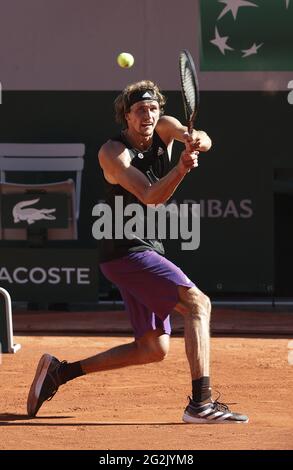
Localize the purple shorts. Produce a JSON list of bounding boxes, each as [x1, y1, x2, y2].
[[100, 250, 195, 339]]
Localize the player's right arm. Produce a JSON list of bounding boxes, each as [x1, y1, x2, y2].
[[157, 115, 212, 152], [98, 138, 198, 205]]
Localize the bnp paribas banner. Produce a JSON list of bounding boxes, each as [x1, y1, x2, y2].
[[200, 0, 293, 71]]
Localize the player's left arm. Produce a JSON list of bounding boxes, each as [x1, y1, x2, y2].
[[156, 115, 212, 152]]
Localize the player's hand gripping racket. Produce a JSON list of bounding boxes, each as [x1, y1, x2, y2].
[[179, 49, 200, 137]]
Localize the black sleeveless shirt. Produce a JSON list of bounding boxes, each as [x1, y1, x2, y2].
[[99, 130, 170, 262]]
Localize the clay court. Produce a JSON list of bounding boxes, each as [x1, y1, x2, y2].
[[1, 308, 293, 450]]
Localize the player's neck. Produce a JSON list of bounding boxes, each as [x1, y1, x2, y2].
[[123, 129, 153, 152]]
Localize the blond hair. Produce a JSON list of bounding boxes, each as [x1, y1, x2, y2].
[[114, 80, 166, 128]]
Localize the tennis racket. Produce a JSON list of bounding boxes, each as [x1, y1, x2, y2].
[[179, 49, 200, 136]]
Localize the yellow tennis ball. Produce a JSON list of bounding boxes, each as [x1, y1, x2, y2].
[[117, 52, 134, 68]]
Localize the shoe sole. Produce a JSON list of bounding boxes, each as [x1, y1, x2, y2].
[[182, 412, 249, 424], [27, 353, 53, 417]]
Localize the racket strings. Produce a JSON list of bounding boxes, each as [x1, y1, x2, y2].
[[182, 66, 196, 112], [179, 50, 200, 126]]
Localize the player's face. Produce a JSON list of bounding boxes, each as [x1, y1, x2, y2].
[[126, 100, 160, 136]]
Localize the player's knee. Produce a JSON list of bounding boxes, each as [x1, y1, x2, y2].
[[142, 335, 169, 363], [151, 337, 169, 362], [152, 343, 169, 362], [178, 286, 211, 317], [203, 294, 211, 315], [149, 350, 167, 362], [191, 292, 211, 319]]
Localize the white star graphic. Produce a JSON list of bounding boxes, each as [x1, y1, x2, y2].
[[241, 42, 263, 58], [218, 0, 258, 20], [210, 27, 234, 55]]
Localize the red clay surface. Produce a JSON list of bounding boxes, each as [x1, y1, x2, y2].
[[1, 333, 293, 450]]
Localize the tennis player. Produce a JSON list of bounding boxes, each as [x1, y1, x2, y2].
[[27, 80, 248, 424]]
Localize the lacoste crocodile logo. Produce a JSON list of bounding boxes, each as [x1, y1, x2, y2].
[[13, 198, 56, 225]]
